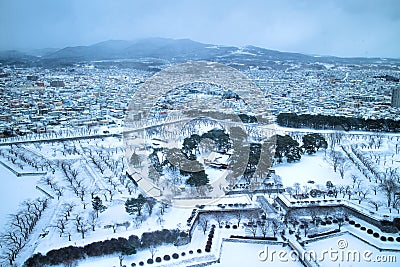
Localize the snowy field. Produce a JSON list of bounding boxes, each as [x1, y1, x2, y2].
[[273, 150, 353, 188], [306, 233, 399, 266], [0, 164, 42, 227], [218, 241, 303, 267]]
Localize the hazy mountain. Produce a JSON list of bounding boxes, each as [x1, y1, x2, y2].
[[0, 50, 38, 65], [42, 37, 321, 62], [26, 48, 59, 57], [43, 40, 135, 61], [42, 38, 237, 61], [1, 38, 399, 66], [123, 38, 213, 59]]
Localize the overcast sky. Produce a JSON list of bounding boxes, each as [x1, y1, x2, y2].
[[0, 0, 399, 58]]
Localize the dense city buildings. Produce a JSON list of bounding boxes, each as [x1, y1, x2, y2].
[[1, 57, 399, 139], [391, 87, 400, 108]]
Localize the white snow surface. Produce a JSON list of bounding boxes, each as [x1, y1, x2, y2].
[[0, 164, 42, 227]]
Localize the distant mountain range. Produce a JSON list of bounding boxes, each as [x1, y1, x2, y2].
[[1, 38, 399, 67]]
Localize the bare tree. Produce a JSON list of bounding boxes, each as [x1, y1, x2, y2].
[[346, 188, 353, 200], [0, 198, 48, 266], [334, 213, 345, 231], [70, 168, 79, 180], [54, 185, 64, 200], [356, 180, 363, 191], [10, 213, 28, 239], [337, 159, 349, 179], [271, 218, 282, 238], [126, 183, 137, 195], [234, 211, 242, 227], [119, 254, 124, 267], [74, 216, 89, 239], [149, 245, 158, 260], [329, 150, 342, 172], [159, 202, 168, 215], [66, 230, 72, 241], [62, 203, 75, 221], [293, 182, 301, 196], [371, 184, 379, 195], [338, 185, 346, 198], [88, 211, 98, 231], [41, 176, 55, 188], [111, 223, 117, 233], [81, 200, 88, 210], [358, 189, 369, 204], [247, 218, 258, 237], [156, 211, 164, 225], [53, 217, 66, 237], [90, 187, 100, 199], [199, 217, 209, 234], [260, 220, 271, 237], [369, 200, 382, 211], [214, 212, 224, 228], [79, 185, 87, 202], [392, 197, 400, 213], [303, 185, 311, 195], [0, 232, 21, 265], [309, 208, 319, 225], [105, 187, 115, 201], [79, 223, 89, 239], [74, 215, 83, 230], [379, 177, 399, 207], [144, 197, 157, 216], [351, 174, 359, 189], [133, 215, 144, 228], [329, 131, 344, 148]]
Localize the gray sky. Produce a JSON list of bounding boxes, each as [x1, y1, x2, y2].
[[0, 0, 399, 58]]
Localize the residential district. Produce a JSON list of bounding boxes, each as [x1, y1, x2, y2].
[[0, 60, 399, 137]]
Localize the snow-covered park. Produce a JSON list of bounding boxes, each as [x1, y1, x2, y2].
[[0, 122, 400, 267]]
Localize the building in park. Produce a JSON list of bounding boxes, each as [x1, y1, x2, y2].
[[391, 88, 400, 108]]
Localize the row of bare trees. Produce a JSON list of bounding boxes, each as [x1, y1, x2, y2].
[[349, 145, 400, 209], [1, 127, 99, 143], [1, 198, 48, 266], [0, 145, 51, 172], [246, 217, 283, 238], [342, 145, 400, 211]]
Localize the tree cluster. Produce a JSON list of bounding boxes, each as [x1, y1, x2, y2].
[[125, 194, 147, 216], [92, 196, 107, 218], [302, 133, 328, 154], [277, 113, 400, 132], [125, 194, 157, 218], [149, 128, 232, 188], [24, 229, 185, 267], [274, 134, 302, 163], [184, 170, 209, 187], [182, 129, 231, 159], [141, 229, 182, 247], [238, 113, 257, 123]]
